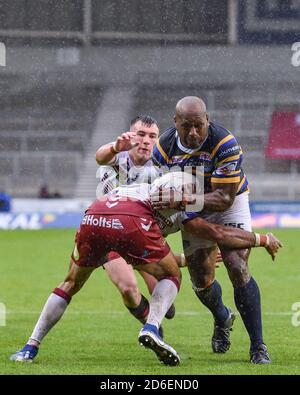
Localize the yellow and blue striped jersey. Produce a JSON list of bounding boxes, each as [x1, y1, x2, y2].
[[152, 122, 248, 196]]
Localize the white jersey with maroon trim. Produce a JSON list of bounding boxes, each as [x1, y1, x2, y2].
[[97, 150, 160, 195]]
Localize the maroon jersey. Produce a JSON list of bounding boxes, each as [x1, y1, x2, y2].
[[71, 197, 170, 267], [86, 194, 153, 218]]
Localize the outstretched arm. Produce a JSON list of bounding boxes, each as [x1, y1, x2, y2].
[[184, 217, 282, 261], [95, 131, 138, 165]]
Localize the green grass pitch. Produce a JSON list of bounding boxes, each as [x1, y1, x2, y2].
[[0, 228, 299, 375]]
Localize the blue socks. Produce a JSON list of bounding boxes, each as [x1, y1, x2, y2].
[[234, 277, 263, 350], [194, 280, 229, 326], [195, 277, 263, 350]]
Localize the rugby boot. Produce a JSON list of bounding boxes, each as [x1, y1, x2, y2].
[[10, 344, 39, 363], [139, 323, 180, 366], [250, 344, 271, 364], [212, 308, 236, 353]]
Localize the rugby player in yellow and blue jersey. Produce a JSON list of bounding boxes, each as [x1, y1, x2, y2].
[[152, 96, 270, 364]]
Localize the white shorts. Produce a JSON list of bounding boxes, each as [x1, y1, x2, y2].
[[181, 192, 252, 256]]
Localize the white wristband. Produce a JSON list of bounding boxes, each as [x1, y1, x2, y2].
[[255, 233, 260, 247], [254, 233, 270, 247]]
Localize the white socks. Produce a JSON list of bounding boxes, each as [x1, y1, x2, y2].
[[147, 279, 178, 329], [29, 293, 69, 344]]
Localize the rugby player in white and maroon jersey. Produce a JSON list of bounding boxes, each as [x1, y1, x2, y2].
[[95, 115, 177, 337], [10, 172, 282, 366]]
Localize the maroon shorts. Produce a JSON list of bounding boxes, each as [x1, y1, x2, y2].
[[71, 213, 170, 267]]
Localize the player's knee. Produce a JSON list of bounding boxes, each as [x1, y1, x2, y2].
[[191, 269, 215, 289], [224, 258, 250, 287], [195, 274, 214, 289], [190, 266, 214, 289]]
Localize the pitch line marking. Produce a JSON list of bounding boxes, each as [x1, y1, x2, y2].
[[5, 310, 293, 316]]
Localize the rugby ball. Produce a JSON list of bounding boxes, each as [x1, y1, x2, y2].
[[150, 171, 197, 195], [150, 171, 198, 216]]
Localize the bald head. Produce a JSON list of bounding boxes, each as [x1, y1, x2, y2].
[[174, 96, 209, 149], [176, 96, 207, 117]]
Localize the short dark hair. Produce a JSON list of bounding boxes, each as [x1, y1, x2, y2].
[[130, 114, 159, 129]]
